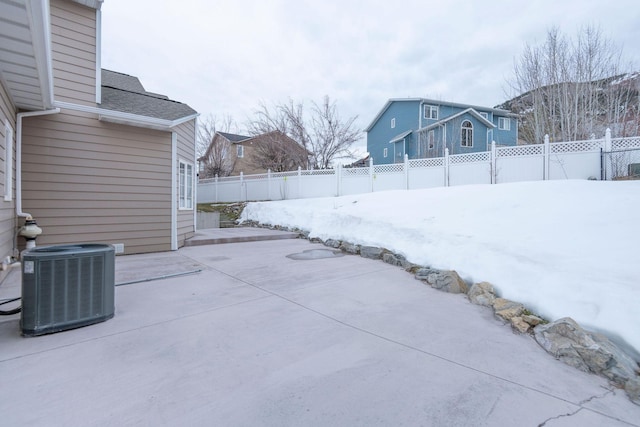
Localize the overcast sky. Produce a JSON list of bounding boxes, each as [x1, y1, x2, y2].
[[101, 0, 640, 154]]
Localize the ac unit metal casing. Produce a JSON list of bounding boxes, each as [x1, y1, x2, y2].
[[21, 244, 115, 336]]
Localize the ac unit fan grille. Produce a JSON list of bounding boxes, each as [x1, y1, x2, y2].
[[37, 256, 106, 327]]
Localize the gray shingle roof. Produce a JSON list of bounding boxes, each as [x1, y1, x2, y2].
[[100, 69, 197, 121], [218, 131, 251, 142]]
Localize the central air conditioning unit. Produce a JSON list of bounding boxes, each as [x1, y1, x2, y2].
[[21, 244, 115, 336]]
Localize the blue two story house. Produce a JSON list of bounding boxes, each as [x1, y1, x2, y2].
[[366, 98, 518, 164]]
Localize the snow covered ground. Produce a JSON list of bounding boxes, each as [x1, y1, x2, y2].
[[241, 180, 640, 359]]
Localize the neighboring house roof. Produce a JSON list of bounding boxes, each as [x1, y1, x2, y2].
[[219, 132, 251, 143], [365, 98, 516, 132], [418, 108, 496, 132], [100, 69, 197, 121], [389, 130, 413, 143]]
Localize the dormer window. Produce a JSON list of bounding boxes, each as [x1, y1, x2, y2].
[[424, 105, 438, 120]]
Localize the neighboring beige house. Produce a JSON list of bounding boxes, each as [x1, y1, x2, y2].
[[0, 0, 198, 270], [199, 130, 309, 177]]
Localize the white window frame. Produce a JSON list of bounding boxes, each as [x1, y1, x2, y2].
[[424, 105, 438, 120], [179, 159, 194, 210], [461, 120, 473, 147], [237, 144, 244, 158], [383, 147, 388, 158], [498, 117, 510, 130], [479, 112, 488, 120], [391, 117, 396, 128], [4, 121, 13, 201]]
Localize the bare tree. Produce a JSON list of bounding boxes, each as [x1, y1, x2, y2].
[[198, 114, 237, 178], [247, 96, 361, 169], [507, 25, 638, 144]]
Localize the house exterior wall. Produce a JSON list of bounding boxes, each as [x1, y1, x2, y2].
[[21, 110, 174, 254], [175, 119, 196, 246], [230, 139, 263, 176], [0, 81, 16, 265], [367, 100, 420, 165], [50, 0, 97, 106], [368, 100, 518, 164]]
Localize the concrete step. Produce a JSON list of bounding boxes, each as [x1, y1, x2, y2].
[[185, 227, 300, 246]]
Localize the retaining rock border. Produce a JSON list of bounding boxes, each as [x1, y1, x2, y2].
[[240, 221, 640, 405]]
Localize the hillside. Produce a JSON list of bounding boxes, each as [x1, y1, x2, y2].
[[497, 72, 640, 144]]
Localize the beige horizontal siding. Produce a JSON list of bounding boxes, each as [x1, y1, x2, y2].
[[174, 120, 196, 246], [0, 81, 16, 263], [50, 0, 96, 105], [21, 109, 174, 254]]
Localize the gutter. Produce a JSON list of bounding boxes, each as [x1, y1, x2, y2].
[[53, 100, 199, 130], [16, 108, 61, 218]]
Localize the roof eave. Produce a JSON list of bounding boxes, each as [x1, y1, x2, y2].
[[27, 0, 55, 109], [54, 100, 198, 130]]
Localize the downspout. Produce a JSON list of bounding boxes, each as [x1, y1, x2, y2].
[[16, 109, 60, 218], [170, 132, 178, 250], [15, 109, 60, 252]]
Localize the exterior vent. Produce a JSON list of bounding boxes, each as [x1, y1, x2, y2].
[[21, 244, 115, 336]]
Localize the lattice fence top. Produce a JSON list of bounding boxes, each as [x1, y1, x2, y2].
[[243, 173, 269, 181], [301, 169, 336, 176], [612, 136, 640, 150], [496, 144, 543, 157], [216, 175, 240, 182], [271, 171, 299, 178], [343, 167, 369, 176], [449, 151, 490, 164], [374, 163, 404, 174], [551, 140, 602, 154], [409, 157, 444, 168]]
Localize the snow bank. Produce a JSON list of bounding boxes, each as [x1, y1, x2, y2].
[[242, 180, 640, 358]]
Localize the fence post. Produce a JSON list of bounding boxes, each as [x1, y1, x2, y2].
[[298, 166, 302, 198], [604, 128, 612, 152], [215, 174, 218, 203], [239, 172, 244, 201], [369, 157, 374, 192], [404, 154, 409, 189], [544, 134, 550, 180], [336, 164, 342, 196], [490, 141, 496, 184], [267, 169, 271, 200], [444, 147, 450, 187]]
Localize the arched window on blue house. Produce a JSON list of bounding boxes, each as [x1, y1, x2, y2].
[[461, 120, 473, 147]]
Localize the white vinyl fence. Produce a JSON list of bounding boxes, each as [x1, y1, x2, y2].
[[198, 130, 640, 203]]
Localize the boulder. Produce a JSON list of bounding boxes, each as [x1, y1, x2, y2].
[[511, 316, 531, 333], [382, 252, 411, 269], [414, 267, 438, 281], [468, 282, 497, 307], [493, 298, 525, 321], [324, 239, 341, 248], [625, 377, 640, 406], [534, 317, 639, 386], [522, 314, 543, 326], [360, 246, 385, 260], [422, 270, 469, 294], [339, 242, 360, 255]]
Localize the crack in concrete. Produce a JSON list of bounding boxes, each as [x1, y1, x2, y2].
[[538, 387, 637, 427], [538, 407, 583, 427]]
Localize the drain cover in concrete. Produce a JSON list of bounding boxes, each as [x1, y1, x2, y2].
[[286, 249, 345, 260]]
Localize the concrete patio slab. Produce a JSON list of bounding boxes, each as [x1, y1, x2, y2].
[[1, 239, 638, 426]]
